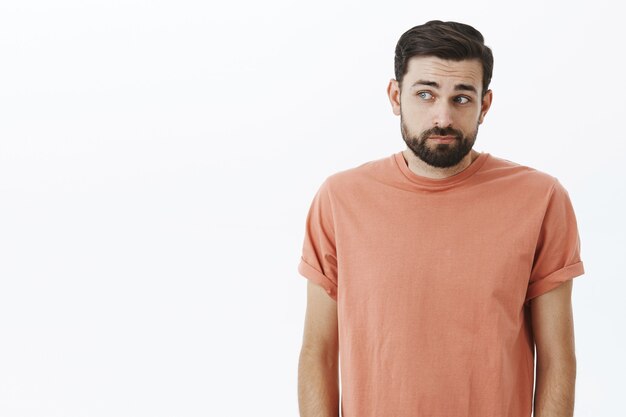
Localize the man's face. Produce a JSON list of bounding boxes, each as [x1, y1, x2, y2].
[[388, 56, 492, 168]]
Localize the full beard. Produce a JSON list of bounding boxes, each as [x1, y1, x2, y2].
[[401, 115, 479, 168]]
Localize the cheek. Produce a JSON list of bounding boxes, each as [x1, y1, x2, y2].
[[457, 107, 481, 124], [469, 104, 482, 119], [402, 116, 426, 134], [401, 106, 425, 122]]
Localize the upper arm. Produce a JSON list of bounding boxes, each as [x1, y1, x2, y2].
[[530, 279, 576, 364], [300, 281, 339, 360]]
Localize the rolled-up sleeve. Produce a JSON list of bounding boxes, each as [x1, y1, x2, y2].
[[525, 179, 585, 304], [298, 178, 338, 301]]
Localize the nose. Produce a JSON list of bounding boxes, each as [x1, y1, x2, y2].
[[432, 100, 454, 128]]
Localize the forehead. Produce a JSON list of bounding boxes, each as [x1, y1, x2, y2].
[[404, 56, 482, 89]]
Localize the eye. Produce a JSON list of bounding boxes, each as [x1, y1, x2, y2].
[[455, 96, 471, 104], [417, 91, 433, 100]]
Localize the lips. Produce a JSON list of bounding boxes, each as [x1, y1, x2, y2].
[[429, 136, 457, 144]]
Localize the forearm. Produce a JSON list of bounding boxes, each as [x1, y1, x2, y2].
[[298, 348, 339, 417], [533, 358, 576, 417]]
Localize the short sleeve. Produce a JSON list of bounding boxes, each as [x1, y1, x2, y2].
[[297, 178, 338, 301], [524, 179, 585, 305]]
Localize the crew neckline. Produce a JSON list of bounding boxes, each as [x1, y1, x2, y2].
[[393, 150, 490, 190]]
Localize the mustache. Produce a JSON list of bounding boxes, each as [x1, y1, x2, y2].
[[427, 127, 462, 138]]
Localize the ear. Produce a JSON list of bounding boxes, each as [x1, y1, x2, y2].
[[478, 89, 493, 124], [387, 79, 401, 116]]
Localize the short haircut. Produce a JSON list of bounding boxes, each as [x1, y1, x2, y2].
[[394, 20, 494, 98]]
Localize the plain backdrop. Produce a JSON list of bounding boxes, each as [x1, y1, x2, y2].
[[0, 1, 623, 416]]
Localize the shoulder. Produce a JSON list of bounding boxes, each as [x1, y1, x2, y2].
[[323, 153, 393, 193], [483, 153, 560, 195]]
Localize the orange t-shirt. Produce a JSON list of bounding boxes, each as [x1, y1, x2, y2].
[[298, 150, 585, 417]]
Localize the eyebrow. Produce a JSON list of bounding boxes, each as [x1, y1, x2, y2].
[[411, 79, 478, 94]]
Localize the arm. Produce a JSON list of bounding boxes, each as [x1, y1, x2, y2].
[[530, 279, 577, 417], [298, 281, 340, 417]]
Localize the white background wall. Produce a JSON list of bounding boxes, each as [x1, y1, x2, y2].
[[0, 1, 622, 416]]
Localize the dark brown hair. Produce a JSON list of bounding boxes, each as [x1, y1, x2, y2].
[[394, 20, 494, 98]]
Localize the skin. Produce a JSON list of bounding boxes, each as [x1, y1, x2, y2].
[[386, 55, 493, 178], [298, 281, 339, 417], [530, 280, 577, 417]]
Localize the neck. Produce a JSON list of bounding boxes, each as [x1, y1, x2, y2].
[[401, 149, 480, 180]]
